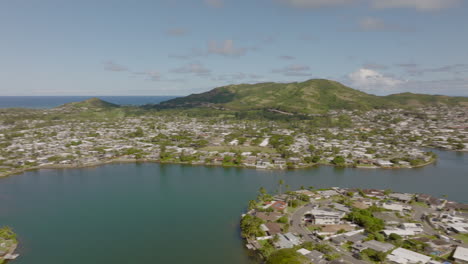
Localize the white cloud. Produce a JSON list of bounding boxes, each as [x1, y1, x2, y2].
[[357, 17, 408, 32], [208, 40, 247, 57], [278, 0, 356, 8], [370, 0, 461, 10], [348, 68, 403, 92], [166, 28, 189, 36], [272, 64, 313, 76], [145, 71, 161, 81], [279, 55, 296, 60], [103, 61, 129, 72], [277, 0, 461, 10], [204, 0, 224, 8], [171, 63, 211, 75]]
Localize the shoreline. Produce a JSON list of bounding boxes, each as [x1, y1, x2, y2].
[[0, 155, 438, 179]]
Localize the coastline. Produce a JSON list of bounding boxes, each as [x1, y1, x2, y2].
[[0, 155, 439, 179]]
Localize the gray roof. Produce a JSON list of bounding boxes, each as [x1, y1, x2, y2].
[[275, 234, 294, 249], [363, 240, 395, 252]]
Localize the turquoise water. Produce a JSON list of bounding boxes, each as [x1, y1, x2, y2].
[[0, 150, 466, 264]]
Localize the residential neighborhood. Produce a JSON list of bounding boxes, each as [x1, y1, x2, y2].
[[0, 104, 467, 177], [242, 187, 468, 264]]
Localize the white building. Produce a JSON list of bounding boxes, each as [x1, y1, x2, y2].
[[400, 223, 424, 234], [387, 248, 431, 264], [305, 209, 345, 225], [453, 246, 468, 264]]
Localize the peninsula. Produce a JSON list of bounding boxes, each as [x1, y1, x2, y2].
[[242, 186, 468, 264], [0, 227, 19, 263]]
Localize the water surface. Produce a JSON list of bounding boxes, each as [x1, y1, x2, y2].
[[0, 96, 177, 109], [0, 150, 466, 264]]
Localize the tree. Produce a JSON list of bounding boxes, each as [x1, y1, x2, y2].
[[278, 179, 284, 195], [258, 187, 267, 201], [345, 208, 384, 232], [267, 249, 307, 264], [248, 200, 257, 210], [240, 215, 265, 238], [332, 156, 346, 166]]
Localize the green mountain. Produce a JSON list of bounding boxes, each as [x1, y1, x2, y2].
[[59, 98, 119, 109], [158, 79, 468, 114]]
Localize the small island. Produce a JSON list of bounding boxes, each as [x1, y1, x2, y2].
[[0, 227, 19, 263], [241, 185, 468, 264]]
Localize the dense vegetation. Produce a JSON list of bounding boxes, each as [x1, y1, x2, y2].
[[345, 206, 384, 232], [154, 79, 468, 114], [266, 248, 309, 264]]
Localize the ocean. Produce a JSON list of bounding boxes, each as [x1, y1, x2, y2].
[[0, 96, 178, 109]]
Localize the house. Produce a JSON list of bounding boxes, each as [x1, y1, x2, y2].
[[305, 209, 345, 225], [375, 159, 393, 167], [353, 240, 395, 253], [330, 202, 351, 213], [361, 189, 386, 199], [387, 248, 431, 264], [383, 228, 417, 237], [297, 249, 326, 264], [275, 233, 301, 249], [254, 212, 282, 222], [317, 190, 340, 198], [270, 201, 287, 211], [382, 202, 412, 212], [400, 223, 424, 234], [264, 222, 282, 235], [275, 234, 294, 249], [453, 246, 468, 264], [283, 232, 301, 245], [272, 158, 286, 165], [389, 193, 413, 203]]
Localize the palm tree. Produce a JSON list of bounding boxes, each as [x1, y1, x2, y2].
[[278, 179, 284, 195]]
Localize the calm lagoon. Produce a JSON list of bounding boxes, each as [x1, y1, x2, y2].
[[0, 150, 466, 264]]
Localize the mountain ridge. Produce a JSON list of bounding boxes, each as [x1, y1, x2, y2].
[[156, 79, 468, 113]]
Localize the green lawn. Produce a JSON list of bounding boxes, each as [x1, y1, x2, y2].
[[454, 234, 468, 244]]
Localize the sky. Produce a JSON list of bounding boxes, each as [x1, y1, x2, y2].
[[1, 0, 468, 96]]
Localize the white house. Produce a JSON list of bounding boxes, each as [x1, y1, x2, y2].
[[453, 246, 468, 264], [305, 209, 345, 225], [387, 248, 431, 264]]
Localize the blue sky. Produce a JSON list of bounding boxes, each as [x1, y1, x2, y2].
[[1, 0, 467, 96]]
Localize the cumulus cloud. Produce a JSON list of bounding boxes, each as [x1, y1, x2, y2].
[[272, 64, 313, 76], [204, 0, 224, 8], [103, 61, 129, 72], [166, 28, 189, 36], [370, 0, 461, 11], [348, 68, 403, 93], [208, 40, 247, 57], [171, 63, 211, 75]]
